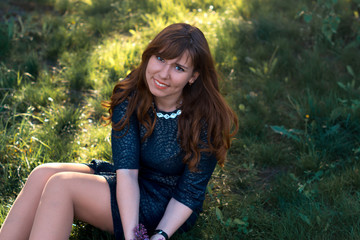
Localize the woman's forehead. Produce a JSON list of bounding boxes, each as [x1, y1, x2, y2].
[[176, 52, 193, 66], [159, 50, 193, 67]]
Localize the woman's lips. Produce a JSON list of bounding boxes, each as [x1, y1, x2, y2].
[[154, 78, 169, 90]]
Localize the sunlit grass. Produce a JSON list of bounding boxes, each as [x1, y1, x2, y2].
[[13, 73, 66, 111], [74, 121, 112, 163]]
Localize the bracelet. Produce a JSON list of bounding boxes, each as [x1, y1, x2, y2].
[[154, 229, 169, 240]]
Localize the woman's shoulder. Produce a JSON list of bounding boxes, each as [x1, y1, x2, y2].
[[112, 90, 137, 123]]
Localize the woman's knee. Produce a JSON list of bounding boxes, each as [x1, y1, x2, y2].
[[43, 172, 81, 196], [28, 163, 62, 184], [28, 163, 80, 191], [27, 163, 93, 192], [37, 172, 78, 204], [47, 171, 72, 183]]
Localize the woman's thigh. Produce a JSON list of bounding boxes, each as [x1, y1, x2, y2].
[[26, 162, 94, 191], [0, 163, 97, 240], [29, 172, 114, 240], [32, 162, 94, 177], [52, 172, 114, 233]]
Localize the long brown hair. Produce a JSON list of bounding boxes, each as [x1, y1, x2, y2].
[[103, 23, 238, 171]]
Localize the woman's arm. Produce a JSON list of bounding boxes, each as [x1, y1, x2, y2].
[[150, 198, 192, 240], [116, 169, 140, 240], [111, 95, 141, 239], [153, 151, 217, 239]]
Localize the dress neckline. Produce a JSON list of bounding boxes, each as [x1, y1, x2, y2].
[[153, 104, 182, 119], [156, 109, 182, 119]]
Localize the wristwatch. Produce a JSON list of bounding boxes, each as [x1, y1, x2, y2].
[[154, 229, 169, 240]]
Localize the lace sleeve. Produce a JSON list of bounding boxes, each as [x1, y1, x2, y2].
[[111, 98, 140, 169], [172, 152, 217, 212]]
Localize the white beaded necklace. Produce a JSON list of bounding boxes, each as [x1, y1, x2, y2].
[[156, 109, 182, 119]]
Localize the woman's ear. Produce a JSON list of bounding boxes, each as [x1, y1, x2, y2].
[[189, 71, 199, 85]]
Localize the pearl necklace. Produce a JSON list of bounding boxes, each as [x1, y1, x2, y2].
[[156, 110, 182, 119]]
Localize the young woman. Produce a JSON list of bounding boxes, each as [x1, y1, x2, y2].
[[0, 23, 238, 240]]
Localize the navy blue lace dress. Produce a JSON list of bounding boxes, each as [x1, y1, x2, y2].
[[87, 97, 217, 239]]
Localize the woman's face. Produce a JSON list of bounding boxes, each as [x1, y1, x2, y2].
[[145, 52, 199, 111]]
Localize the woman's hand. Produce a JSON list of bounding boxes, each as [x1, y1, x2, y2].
[[150, 234, 166, 240]]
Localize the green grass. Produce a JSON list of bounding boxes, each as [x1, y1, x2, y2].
[[1, 0, 360, 239]]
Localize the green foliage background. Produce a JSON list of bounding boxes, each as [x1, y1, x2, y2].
[[1, 0, 360, 239]]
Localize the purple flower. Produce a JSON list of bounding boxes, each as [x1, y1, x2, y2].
[[132, 223, 149, 240], [131, 224, 164, 240]]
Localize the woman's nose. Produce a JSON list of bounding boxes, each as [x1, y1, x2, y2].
[[159, 64, 170, 79]]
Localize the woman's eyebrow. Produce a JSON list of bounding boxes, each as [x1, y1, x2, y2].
[[175, 62, 189, 70]]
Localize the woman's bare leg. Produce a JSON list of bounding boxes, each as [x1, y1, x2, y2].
[[29, 172, 113, 240], [0, 163, 94, 240]]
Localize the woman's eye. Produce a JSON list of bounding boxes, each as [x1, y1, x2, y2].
[[175, 66, 184, 72], [156, 56, 165, 62]]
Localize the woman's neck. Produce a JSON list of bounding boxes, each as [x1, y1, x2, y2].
[[154, 97, 182, 112]]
